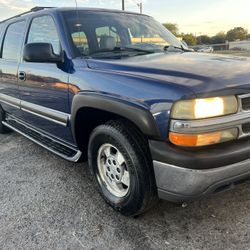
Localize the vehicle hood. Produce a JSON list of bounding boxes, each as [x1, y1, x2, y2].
[[86, 52, 250, 97]]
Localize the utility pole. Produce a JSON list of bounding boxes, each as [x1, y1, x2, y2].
[[122, 0, 125, 11], [137, 2, 142, 14]]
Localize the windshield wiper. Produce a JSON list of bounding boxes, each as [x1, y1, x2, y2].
[[164, 45, 192, 52], [121, 47, 155, 53], [90, 46, 155, 56]]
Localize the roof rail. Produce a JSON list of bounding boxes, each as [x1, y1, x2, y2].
[[0, 6, 55, 24], [30, 6, 54, 12]]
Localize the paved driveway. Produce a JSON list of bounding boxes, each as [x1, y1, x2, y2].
[[0, 132, 249, 249]]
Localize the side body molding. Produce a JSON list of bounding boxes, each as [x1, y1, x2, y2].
[[71, 93, 161, 141]]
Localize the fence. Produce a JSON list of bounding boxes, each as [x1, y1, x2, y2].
[[228, 40, 250, 50], [192, 40, 250, 52]]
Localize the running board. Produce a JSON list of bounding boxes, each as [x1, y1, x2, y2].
[[3, 116, 82, 162]]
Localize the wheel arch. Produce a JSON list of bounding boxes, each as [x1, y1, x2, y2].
[[71, 93, 161, 159]]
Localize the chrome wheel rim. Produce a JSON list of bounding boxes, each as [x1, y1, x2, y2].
[[97, 143, 130, 198]]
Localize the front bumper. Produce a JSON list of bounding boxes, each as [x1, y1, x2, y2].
[[154, 159, 250, 202]]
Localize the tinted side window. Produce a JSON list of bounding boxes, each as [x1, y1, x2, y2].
[[28, 16, 60, 55], [2, 21, 25, 60]]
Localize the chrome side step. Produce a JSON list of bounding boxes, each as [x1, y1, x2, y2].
[[3, 116, 82, 162]]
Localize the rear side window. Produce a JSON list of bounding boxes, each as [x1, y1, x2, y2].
[[2, 21, 26, 60], [27, 16, 61, 55]]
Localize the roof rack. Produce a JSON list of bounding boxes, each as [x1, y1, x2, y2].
[[0, 6, 55, 24], [30, 6, 54, 12]]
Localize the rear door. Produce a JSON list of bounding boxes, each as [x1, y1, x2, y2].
[[0, 20, 26, 118], [19, 15, 74, 143]]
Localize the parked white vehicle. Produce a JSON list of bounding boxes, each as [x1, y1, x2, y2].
[[197, 46, 214, 53]]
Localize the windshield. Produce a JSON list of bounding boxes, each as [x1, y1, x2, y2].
[[62, 10, 183, 58]]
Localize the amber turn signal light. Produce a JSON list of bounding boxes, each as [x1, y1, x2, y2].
[[169, 128, 238, 147]]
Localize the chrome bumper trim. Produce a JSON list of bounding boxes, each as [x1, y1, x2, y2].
[[153, 159, 250, 202]]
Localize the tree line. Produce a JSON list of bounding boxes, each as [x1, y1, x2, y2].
[[163, 23, 250, 46]]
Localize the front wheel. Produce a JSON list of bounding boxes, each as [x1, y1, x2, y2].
[[88, 120, 157, 216]]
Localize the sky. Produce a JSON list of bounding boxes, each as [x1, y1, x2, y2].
[[0, 0, 249, 36]]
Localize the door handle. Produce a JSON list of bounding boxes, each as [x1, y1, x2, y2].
[[18, 71, 26, 81]]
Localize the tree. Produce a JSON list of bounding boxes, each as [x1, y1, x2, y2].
[[211, 32, 227, 44], [196, 35, 211, 45], [182, 33, 197, 46], [226, 27, 248, 41], [163, 23, 179, 36]]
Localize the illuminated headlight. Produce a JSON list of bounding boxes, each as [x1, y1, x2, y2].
[[171, 96, 238, 120]]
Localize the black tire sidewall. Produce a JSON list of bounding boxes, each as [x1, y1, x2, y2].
[[88, 125, 146, 214]]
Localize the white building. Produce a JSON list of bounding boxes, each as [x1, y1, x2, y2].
[[229, 40, 250, 50]]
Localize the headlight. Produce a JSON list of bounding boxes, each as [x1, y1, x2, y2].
[[171, 96, 238, 120]]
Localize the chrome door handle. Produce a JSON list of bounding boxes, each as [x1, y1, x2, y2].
[[18, 71, 26, 81]]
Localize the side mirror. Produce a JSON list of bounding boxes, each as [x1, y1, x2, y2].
[[23, 43, 64, 64]]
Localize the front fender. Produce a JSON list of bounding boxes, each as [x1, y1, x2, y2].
[[71, 92, 161, 141]]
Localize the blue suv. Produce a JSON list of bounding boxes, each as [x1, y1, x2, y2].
[[0, 7, 249, 216]]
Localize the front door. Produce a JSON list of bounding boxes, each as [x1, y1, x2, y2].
[[19, 15, 74, 144], [0, 20, 26, 118]]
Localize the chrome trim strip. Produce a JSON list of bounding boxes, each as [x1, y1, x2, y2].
[[22, 108, 66, 127], [2, 119, 82, 162], [0, 93, 20, 109], [238, 93, 250, 112], [238, 93, 250, 99], [0, 93, 70, 126], [21, 101, 70, 127], [170, 111, 250, 134]]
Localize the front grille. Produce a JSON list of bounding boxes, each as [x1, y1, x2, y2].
[[242, 123, 250, 134], [241, 97, 250, 111]]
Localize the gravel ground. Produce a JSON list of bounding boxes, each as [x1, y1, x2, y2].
[[0, 132, 249, 250]]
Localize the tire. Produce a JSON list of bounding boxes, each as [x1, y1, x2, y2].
[[88, 120, 157, 216], [0, 106, 11, 134]]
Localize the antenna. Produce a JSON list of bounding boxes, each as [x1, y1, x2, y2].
[[74, 0, 80, 27], [74, 0, 81, 28], [74, 0, 84, 56], [74, 0, 78, 9]]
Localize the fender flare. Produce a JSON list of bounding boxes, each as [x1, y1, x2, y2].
[[71, 93, 161, 141]]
